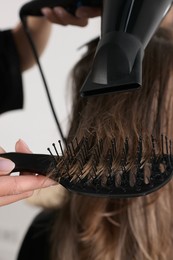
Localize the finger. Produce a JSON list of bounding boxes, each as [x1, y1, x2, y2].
[[0, 191, 33, 207], [43, 7, 88, 27], [15, 139, 31, 154], [41, 8, 64, 24], [15, 139, 36, 175], [76, 6, 101, 18], [0, 158, 15, 176], [54, 7, 88, 26], [0, 147, 6, 153], [0, 175, 57, 197], [53, 7, 88, 26], [0, 146, 15, 176]]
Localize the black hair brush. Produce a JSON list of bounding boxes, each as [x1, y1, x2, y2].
[[0, 135, 173, 198]]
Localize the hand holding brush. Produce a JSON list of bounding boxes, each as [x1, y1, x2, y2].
[[0, 140, 56, 207]]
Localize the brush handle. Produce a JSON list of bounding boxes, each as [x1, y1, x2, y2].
[[19, 0, 102, 17], [0, 153, 57, 174]]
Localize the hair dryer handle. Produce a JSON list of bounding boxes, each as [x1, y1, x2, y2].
[[19, 0, 102, 17]]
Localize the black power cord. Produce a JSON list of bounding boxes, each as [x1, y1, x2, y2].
[[20, 15, 66, 145], [19, 0, 101, 146]]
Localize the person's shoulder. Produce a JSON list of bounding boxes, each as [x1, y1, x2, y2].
[[32, 209, 56, 227], [17, 209, 57, 260], [26, 209, 57, 242]]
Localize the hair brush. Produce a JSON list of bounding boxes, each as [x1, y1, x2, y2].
[[0, 135, 172, 198]]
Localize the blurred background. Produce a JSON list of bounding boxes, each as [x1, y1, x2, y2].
[[0, 1, 100, 259]]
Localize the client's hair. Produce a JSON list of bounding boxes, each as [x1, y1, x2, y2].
[[50, 28, 173, 260]]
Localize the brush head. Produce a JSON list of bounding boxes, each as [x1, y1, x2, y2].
[[59, 170, 172, 198], [1, 135, 172, 198], [51, 135, 173, 198]]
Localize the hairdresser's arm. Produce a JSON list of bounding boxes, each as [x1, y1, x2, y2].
[[0, 140, 56, 207], [41, 6, 101, 26], [12, 17, 51, 72]]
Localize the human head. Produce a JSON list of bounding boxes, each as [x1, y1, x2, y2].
[[51, 27, 173, 260]]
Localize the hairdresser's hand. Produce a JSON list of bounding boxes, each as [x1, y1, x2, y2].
[[41, 6, 101, 27], [161, 6, 173, 29], [0, 139, 56, 207]]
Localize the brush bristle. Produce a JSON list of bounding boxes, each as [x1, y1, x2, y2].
[[48, 135, 173, 197]]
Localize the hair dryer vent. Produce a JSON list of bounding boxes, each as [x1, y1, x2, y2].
[[80, 31, 143, 96]]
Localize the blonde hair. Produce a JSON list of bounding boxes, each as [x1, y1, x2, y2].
[[50, 28, 173, 260]]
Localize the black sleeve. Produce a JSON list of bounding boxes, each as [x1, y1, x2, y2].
[[0, 29, 23, 114], [17, 210, 55, 260]]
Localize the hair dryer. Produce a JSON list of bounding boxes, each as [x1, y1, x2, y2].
[[20, 0, 172, 97], [80, 0, 172, 96]]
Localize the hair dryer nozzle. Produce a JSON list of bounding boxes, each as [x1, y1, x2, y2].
[[80, 31, 143, 96]]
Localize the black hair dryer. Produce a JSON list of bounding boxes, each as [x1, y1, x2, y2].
[[80, 0, 173, 96]]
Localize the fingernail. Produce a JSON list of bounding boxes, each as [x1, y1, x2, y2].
[[0, 158, 15, 172], [0, 146, 5, 153], [41, 8, 50, 16]]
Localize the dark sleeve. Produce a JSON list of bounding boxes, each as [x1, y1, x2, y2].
[[0, 29, 23, 114], [17, 210, 55, 260]]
